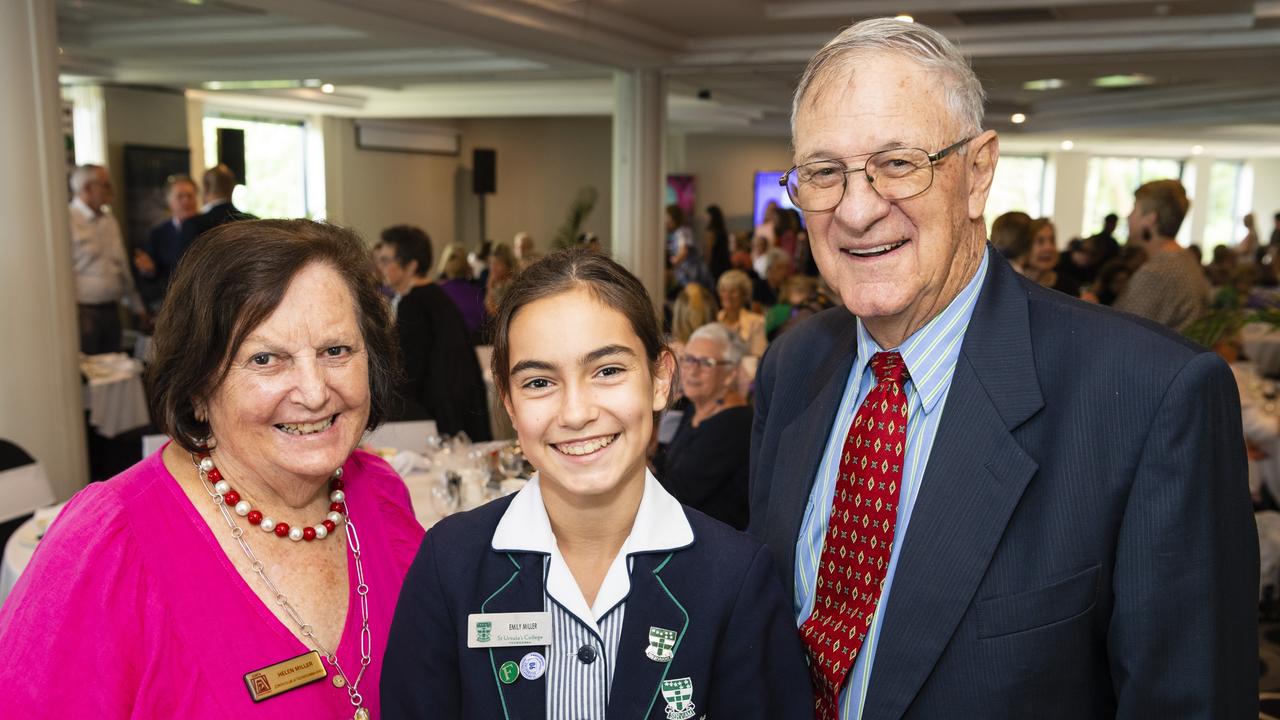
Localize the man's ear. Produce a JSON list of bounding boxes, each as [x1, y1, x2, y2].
[[966, 130, 1000, 222]]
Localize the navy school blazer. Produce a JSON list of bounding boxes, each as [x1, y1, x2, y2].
[[381, 493, 813, 719]]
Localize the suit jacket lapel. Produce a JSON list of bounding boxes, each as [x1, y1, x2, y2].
[[767, 317, 858, 600], [862, 250, 1044, 719], [479, 551, 547, 720], [607, 552, 691, 719]]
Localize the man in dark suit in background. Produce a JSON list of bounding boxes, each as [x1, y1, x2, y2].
[[181, 164, 255, 245], [750, 18, 1256, 719], [133, 174, 199, 311]]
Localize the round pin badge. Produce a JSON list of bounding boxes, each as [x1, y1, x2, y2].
[[519, 651, 547, 681], [498, 660, 520, 685]]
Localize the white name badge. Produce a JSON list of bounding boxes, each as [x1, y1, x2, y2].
[[467, 611, 553, 648]]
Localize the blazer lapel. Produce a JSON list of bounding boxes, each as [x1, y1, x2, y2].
[[862, 250, 1045, 719], [766, 318, 858, 599], [478, 551, 548, 720], [607, 552, 692, 719]]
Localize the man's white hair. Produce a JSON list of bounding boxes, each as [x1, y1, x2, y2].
[[69, 164, 105, 195], [791, 18, 986, 139]]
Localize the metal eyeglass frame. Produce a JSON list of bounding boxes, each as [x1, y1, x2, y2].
[[779, 136, 974, 212]]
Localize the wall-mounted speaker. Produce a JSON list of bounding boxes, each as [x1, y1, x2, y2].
[[473, 148, 496, 195], [217, 128, 246, 185]]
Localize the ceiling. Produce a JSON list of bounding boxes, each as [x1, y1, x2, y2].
[[55, 0, 1280, 150]]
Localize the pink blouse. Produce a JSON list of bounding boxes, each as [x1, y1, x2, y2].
[[0, 447, 424, 718]]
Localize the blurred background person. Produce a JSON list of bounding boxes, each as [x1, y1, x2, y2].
[[1018, 218, 1079, 296], [669, 282, 718, 355], [376, 226, 491, 439], [657, 323, 751, 530], [435, 243, 486, 343], [716, 269, 767, 357], [181, 164, 255, 245], [1114, 179, 1207, 330], [989, 210, 1032, 261], [133, 174, 199, 312], [512, 231, 539, 270], [704, 204, 732, 280], [483, 242, 517, 318], [667, 203, 710, 292], [68, 164, 146, 354]]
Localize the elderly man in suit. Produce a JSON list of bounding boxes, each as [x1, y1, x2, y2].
[[181, 164, 255, 245], [133, 174, 199, 310], [750, 18, 1257, 719]]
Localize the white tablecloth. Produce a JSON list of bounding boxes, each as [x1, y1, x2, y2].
[[1, 504, 64, 603], [1243, 323, 1280, 378], [81, 353, 149, 438]]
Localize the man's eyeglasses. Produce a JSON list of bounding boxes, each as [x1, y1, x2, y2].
[[680, 354, 736, 370], [780, 137, 973, 213]]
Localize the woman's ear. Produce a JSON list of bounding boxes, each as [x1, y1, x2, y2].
[[652, 350, 678, 413]]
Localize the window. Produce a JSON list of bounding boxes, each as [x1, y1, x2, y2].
[[986, 154, 1046, 230], [1081, 156, 1184, 242], [1202, 160, 1252, 249], [202, 115, 310, 219]]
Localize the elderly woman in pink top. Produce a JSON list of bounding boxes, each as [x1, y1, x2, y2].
[[0, 220, 423, 719]]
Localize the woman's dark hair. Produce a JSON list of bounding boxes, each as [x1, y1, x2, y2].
[[378, 224, 433, 278], [490, 248, 675, 407], [148, 219, 400, 452], [706, 205, 728, 237], [990, 211, 1032, 260]]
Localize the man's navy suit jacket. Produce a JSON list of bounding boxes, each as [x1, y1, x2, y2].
[[750, 246, 1258, 719]]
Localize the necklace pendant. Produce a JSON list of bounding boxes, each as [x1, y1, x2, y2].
[[331, 674, 346, 688], [354, 708, 370, 720]]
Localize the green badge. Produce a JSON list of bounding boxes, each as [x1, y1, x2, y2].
[[476, 621, 493, 643], [661, 677, 696, 720], [646, 626, 677, 663], [499, 661, 519, 685]]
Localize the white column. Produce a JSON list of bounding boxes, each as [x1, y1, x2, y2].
[[1048, 151, 1089, 245], [1187, 155, 1214, 248], [186, 94, 205, 178], [611, 70, 666, 308], [0, 0, 90, 500]]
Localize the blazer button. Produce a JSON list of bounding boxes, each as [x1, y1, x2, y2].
[[576, 644, 597, 664]]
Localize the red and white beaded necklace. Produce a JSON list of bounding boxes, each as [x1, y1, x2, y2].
[[196, 452, 347, 541]]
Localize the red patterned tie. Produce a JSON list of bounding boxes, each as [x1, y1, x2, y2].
[[801, 351, 909, 720]]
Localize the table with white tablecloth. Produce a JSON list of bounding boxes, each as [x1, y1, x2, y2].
[[81, 353, 149, 438]]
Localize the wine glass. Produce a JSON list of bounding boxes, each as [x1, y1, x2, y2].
[[497, 444, 525, 481]]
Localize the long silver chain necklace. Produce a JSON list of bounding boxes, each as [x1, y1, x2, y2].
[[193, 453, 373, 720]]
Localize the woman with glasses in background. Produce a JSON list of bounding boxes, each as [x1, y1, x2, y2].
[[656, 323, 751, 530]]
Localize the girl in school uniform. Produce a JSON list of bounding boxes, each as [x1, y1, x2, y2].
[[382, 248, 811, 719]]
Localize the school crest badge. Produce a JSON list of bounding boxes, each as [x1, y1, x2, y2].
[[661, 677, 696, 720], [646, 626, 677, 662]]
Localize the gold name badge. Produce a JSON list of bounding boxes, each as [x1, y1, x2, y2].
[[244, 650, 328, 702]]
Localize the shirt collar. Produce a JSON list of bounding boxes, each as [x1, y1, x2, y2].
[[492, 469, 694, 627], [853, 250, 989, 414], [492, 468, 693, 555], [71, 197, 102, 221]]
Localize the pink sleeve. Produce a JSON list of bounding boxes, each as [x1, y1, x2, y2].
[[0, 483, 159, 717]]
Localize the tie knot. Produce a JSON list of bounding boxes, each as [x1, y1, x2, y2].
[[870, 351, 908, 385]]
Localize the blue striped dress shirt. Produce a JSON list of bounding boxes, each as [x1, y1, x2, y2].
[[793, 252, 989, 719]]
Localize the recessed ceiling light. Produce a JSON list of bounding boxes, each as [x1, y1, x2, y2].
[[1010, 113, 1027, 124], [1022, 78, 1064, 91], [895, 14, 914, 23], [321, 83, 336, 94], [1191, 145, 1204, 155], [303, 79, 322, 88], [1060, 140, 1075, 150], [1091, 73, 1154, 88], [205, 81, 222, 90]]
